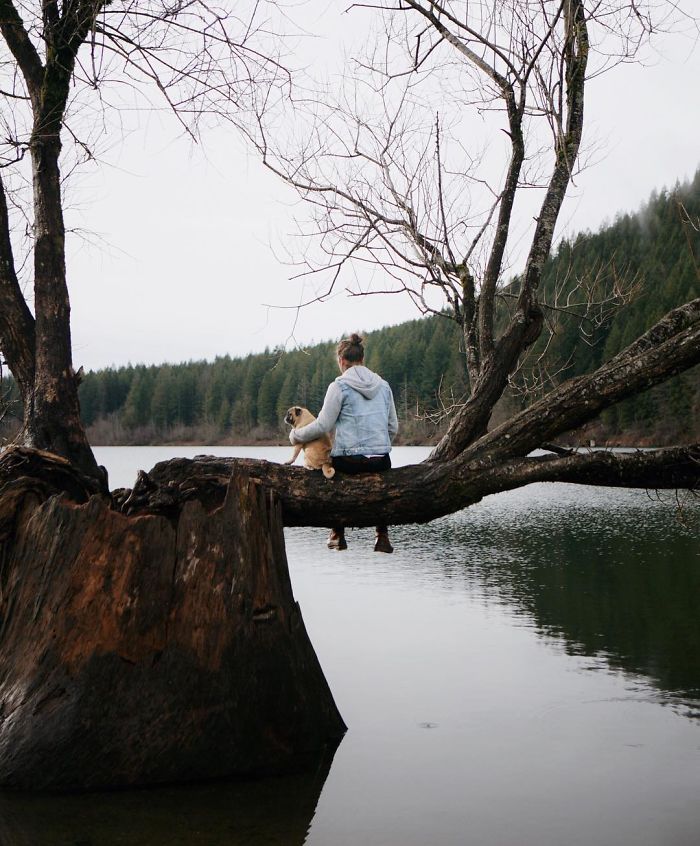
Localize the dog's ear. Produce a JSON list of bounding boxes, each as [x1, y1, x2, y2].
[[294, 407, 302, 416]]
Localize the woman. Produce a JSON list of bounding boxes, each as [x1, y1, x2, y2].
[[289, 333, 398, 553]]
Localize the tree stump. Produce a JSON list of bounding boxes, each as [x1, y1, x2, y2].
[[0, 449, 345, 791]]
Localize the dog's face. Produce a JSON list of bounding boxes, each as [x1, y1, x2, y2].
[[284, 406, 315, 428]]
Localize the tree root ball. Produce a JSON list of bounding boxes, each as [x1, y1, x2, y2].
[[0, 464, 345, 791]]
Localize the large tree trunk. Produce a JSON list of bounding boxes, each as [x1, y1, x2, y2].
[[25, 117, 99, 480], [26, 137, 95, 475], [0, 448, 345, 791]]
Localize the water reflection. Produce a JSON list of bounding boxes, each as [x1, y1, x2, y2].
[[287, 480, 700, 712], [282, 485, 700, 846], [437, 484, 700, 706], [323, 489, 694, 692], [0, 745, 337, 846]]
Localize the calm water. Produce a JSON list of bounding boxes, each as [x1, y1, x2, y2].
[[2, 446, 698, 846]]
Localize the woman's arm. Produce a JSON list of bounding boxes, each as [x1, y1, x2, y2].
[[290, 383, 343, 444], [387, 388, 399, 441]]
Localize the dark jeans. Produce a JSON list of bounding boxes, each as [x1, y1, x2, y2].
[[331, 454, 391, 535]]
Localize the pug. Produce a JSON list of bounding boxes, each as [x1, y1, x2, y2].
[[284, 406, 335, 479]]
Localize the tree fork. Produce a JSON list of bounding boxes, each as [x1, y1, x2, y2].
[[430, 301, 545, 463]]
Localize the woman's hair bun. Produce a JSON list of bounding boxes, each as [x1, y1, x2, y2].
[[336, 332, 365, 362]]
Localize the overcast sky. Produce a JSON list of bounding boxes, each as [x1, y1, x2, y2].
[[63, 4, 700, 372]]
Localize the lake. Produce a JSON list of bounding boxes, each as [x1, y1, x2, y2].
[[1, 446, 699, 846]]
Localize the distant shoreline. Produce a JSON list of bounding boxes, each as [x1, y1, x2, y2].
[[3, 423, 688, 452], [88, 435, 678, 450], [89, 436, 437, 449]]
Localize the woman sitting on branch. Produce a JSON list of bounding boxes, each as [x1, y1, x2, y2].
[[289, 333, 398, 552]]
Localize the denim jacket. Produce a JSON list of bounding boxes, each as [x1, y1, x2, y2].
[[290, 365, 398, 457]]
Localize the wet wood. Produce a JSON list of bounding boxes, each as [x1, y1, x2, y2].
[[0, 449, 345, 791]]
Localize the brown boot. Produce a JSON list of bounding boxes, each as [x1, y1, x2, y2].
[[327, 529, 347, 551], [374, 531, 393, 554]]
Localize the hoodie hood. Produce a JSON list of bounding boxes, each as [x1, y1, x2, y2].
[[336, 365, 383, 399]]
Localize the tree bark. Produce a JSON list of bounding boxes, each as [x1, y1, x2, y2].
[[25, 131, 98, 479], [0, 449, 345, 791]]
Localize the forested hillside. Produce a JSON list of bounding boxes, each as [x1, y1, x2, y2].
[[2, 173, 698, 447], [528, 170, 699, 444], [75, 315, 468, 444]]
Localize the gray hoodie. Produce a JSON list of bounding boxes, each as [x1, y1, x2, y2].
[[290, 365, 398, 456]]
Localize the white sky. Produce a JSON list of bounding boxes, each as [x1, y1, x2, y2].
[[63, 4, 700, 372]]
